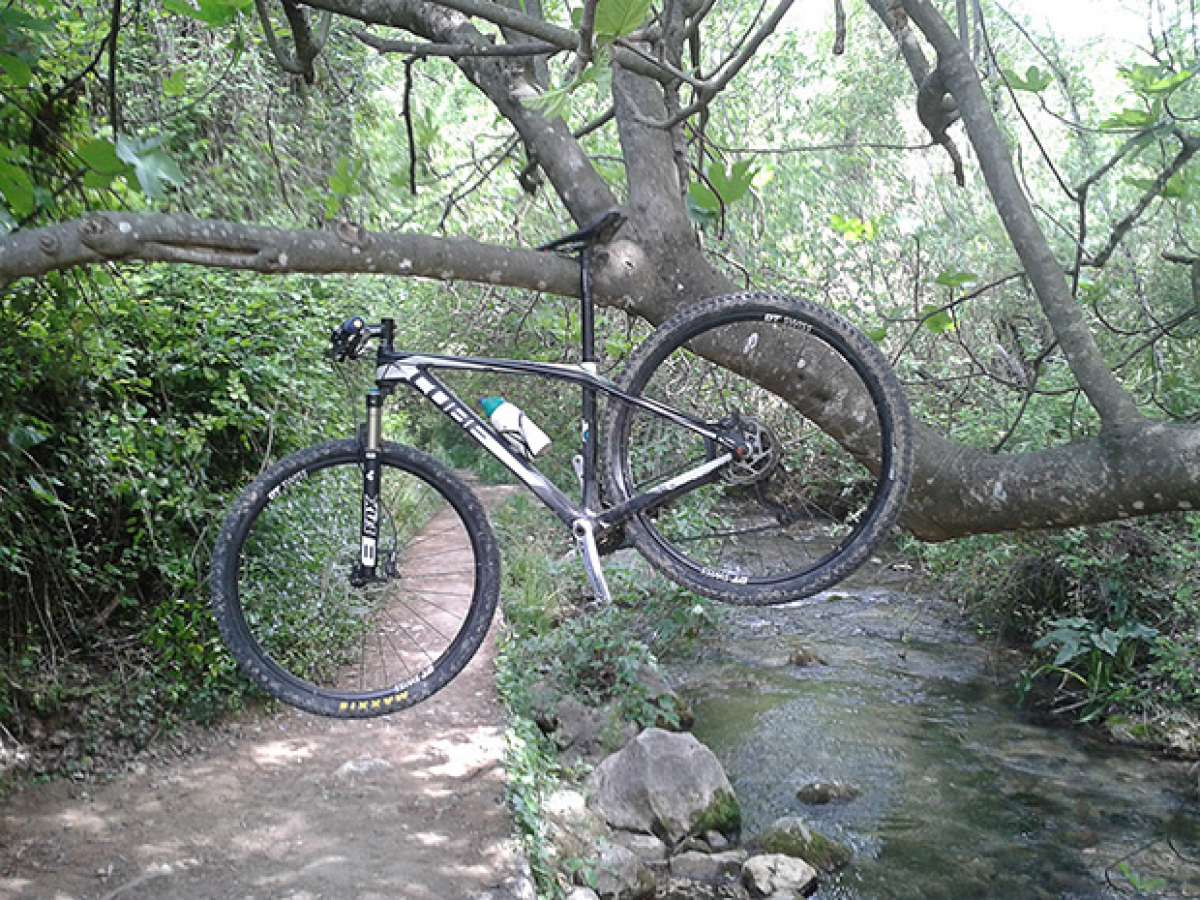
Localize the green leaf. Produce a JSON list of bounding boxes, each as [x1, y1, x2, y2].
[[116, 135, 185, 199], [1162, 173, 1189, 199], [82, 169, 117, 190], [0, 52, 33, 87], [935, 270, 977, 288], [685, 195, 719, 228], [1078, 280, 1106, 305], [594, 0, 652, 41], [1091, 628, 1121, 657], [1051, 637, 1086, 667], [329, 157, 359, 196], [528, 86, 571, 122], [864, 326, 889, 343], [162, 0, 249, 27], [229, 31, 245, 65], [0, 161, 34, 217], [163, 69, 187, 98], [1002, 65, 1052, 92], [688, 181, 720, 212], [0, 9, 54, 33], [706, 159, 756, 206], [1123, 173, 1190, 200], [1101, 107, 1159, 130], [1147, 69, 1193, 94], [8, 422, 49, 451], [920, 304, 954, 334], [26, 475, 62, 507], [829, 214, 876, 241], [78, 138, 127, 175]]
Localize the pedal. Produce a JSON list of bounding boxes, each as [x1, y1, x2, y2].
[[572, 519, 612, 603]]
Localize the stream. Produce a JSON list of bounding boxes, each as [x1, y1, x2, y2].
[[669, 562, 1200, 899]]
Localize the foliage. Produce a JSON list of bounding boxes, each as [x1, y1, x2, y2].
[[491, 494, 716, 894], [0, 1, 389, 773], [921, 517, 1200, 752]]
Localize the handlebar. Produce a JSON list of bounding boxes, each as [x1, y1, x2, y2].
[[329, 316, 392, 362]]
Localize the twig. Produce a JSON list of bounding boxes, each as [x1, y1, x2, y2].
[[627, 0, 797, 129], [1090, 133, 1200, 269], [571, 0, 600, 79], [833, 0, 847, 54], [403, 59, 418, 195], [107, 0, 122, 138]]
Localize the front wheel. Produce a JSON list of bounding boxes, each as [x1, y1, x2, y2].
[[604, 293, 913, 605], [210, 439, 500, 717]]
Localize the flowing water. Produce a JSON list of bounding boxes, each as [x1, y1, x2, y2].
[[671, 563, 1199, 899]]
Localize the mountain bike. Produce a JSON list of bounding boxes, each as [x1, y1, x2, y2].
[[209, 210, 913, 718]]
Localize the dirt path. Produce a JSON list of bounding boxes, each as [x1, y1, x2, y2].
[[0, 486, 530, 900]]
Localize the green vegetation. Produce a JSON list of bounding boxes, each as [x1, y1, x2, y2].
[[492, 495, 716, 895], [921, 517, 1200, 753], [4, 0, 1200, 793]]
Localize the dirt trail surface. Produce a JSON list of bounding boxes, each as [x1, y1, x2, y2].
[[0, 486, 529, 900]]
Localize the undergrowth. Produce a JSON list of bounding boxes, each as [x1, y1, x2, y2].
[[0, 268, 380, 782], [491, 494, 716, 897], [919, 515, 1200, 754]]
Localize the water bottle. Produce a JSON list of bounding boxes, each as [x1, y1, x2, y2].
[[479, 396, 551, 457]]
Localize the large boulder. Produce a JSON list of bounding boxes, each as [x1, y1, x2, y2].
[[754, 817, 851, 873], [588, 729, 741, 844], [741, 854, 818, 898]]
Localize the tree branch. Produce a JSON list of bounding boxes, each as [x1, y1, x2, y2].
[[299, 0, 672, 82], [0, 212, 623, 296], [354, 30, 557, 58], [900, 0, 1144, 428], [1089, 132, 1200, 269], [256, 0, 330, 80], [624, 0, 797, 129], [571, 0, 600, 79]]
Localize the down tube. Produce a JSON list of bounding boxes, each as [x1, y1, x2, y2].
[[395, 367, 583, 526]]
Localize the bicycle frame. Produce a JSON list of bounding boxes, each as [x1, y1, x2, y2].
[[353, 249, 741, 602]]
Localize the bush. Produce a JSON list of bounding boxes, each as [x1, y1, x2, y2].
[[922, 517, 1200, 752], [0, 266, 366, 767]]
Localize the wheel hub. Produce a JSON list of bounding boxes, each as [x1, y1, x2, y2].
[[721, 416, 781, 485]]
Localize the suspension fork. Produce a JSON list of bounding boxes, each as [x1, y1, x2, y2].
[[352, 388, 384, 586]]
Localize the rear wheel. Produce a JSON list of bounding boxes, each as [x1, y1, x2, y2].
[[604, 293, 912, 605], [211, 439, 500, 717]]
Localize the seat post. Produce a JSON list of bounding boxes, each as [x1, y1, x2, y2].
[[579, 247, 595, 364], [579, 247, 600, 511]]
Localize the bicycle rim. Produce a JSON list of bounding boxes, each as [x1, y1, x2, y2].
[[610, 296, 908, 602], [219, 444, 494, 715]]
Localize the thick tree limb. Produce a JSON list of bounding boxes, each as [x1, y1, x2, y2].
[[905, 421, 1200, 540], [899, 0, 1144, 428], [0, 213, 649, 304]]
